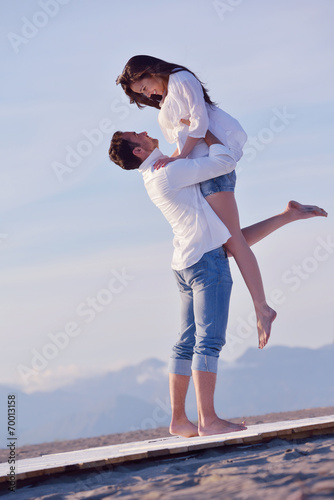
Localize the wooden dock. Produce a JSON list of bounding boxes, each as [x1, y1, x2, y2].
[[1, 415, 333, 484]]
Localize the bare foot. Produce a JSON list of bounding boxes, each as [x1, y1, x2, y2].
[[256, 305, 277, 349], [199, 417, 247, 437], [169, 418, 199, 438], [284, 200, 328, 220]]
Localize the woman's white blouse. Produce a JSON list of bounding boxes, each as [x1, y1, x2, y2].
[[158, 70, 247, 161]]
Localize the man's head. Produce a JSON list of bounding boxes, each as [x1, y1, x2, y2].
[[109, 131, 159, 170]]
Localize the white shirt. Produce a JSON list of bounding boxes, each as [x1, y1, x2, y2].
[[138, 145, 237, 271], [158, 70, 248, 161]]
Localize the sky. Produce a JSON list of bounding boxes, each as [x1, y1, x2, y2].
[[0, 0, 333, 393]]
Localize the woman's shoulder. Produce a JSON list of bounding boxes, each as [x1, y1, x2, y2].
[[168, 70, 202, 99], [169, 69, 198, 86]]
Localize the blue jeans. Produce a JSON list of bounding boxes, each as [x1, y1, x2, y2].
[[169, 246, 232, 376]]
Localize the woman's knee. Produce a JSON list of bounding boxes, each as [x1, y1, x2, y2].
[[224, 232, 248, 252]]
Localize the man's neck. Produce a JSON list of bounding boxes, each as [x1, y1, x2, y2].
[[138, 148, 163, 171]]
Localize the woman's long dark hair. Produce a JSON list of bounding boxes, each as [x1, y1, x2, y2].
[[116, 55, 215, 110]]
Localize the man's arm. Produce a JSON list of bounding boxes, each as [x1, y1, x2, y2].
[[204, 130, 224, 147], [165, 130, 237, 190]]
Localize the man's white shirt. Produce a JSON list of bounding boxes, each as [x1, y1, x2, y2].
[[138, 144, 237, 270]]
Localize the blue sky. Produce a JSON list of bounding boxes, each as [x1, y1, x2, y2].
[[1, 0, 333, 392]]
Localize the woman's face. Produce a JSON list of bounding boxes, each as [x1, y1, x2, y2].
[[130, 76, 165, 99]]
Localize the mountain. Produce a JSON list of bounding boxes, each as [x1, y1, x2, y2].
[[216, 345, 334, 416], [0, 346, 333, 446]]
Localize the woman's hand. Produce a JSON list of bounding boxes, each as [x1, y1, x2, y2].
[[154, 156, 178, 170], [153, 120, 192, 169]]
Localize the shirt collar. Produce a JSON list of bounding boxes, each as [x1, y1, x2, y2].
[[138, 148, 164, 172]]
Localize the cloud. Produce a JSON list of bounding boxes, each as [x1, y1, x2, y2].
[[15, 364, 97, 394]]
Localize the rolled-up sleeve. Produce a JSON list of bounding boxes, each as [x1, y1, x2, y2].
[[166, 144, 237, 190], [176, 72, 209, 139]]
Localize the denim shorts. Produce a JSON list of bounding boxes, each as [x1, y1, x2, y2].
[[200, 170, 236, 198], [169, 246, 232, 376]]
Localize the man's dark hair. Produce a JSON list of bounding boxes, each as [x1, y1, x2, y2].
[[108, 131, 141, 170]]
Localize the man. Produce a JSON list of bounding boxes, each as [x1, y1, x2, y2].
[[109, 130, 327, 438]]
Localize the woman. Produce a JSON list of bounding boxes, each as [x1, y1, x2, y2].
[[117, 55, 276, 349]]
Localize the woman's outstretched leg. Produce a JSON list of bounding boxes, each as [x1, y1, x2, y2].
[[241, 200, 328, 247], [206, 191, 276, 349]]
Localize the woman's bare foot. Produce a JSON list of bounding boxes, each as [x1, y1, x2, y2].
[[198, 417, 247, 437], [256, 305, 277, 349], [284, 200, 328, 220], [169, 417, 199, 438]]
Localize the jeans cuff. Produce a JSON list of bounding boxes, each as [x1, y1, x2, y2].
[[168, 358, 192, 376], [192, 354, 218, 373]]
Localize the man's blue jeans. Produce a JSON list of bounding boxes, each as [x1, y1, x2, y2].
[[169, 246, 232, 376]]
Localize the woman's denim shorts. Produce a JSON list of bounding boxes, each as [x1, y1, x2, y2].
[[200, 170, 236, 198]]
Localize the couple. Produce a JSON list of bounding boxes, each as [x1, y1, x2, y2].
[[109, 56, 327, 437]]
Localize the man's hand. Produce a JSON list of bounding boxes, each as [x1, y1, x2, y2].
[[154, 156, 178, 170]]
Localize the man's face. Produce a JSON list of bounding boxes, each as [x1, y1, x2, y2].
[[122, 131, 159, 155]]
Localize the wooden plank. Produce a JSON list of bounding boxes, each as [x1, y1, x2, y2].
[[0, 415, 333, 484]]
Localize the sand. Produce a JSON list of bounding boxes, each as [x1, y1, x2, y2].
[[0, 407, 333, 499]]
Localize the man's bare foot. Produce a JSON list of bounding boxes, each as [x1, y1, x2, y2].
[[256, 305, 277, 349], [198, 417, 247, 437], [284, 200, 328, 220], [169, 418, 199, 438]]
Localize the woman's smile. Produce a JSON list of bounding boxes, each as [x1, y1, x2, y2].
[[130, 76, 165, 98]]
